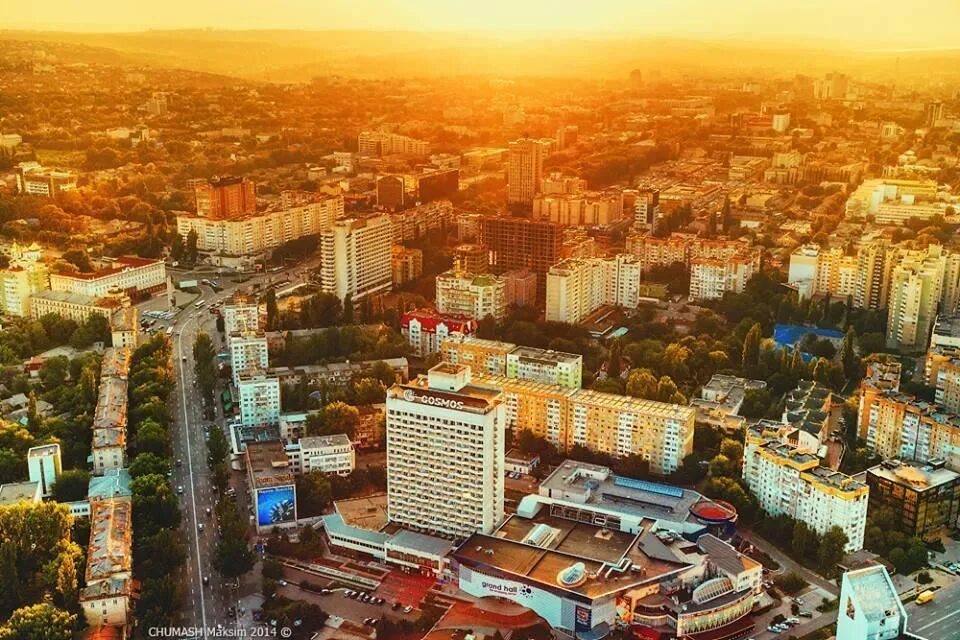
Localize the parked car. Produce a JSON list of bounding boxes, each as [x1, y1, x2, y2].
[[403, 605, 413, 614], [798, 611, 813, 618]]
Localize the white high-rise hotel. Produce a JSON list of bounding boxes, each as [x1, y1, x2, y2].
[[386, 363, 505, 539]]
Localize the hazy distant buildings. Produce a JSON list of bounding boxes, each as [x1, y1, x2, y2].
[[15, 162, 77, 197]]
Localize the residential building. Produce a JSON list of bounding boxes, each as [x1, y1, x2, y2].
[[860, 389, 960, 470], [389, 200, 455, 243], [691, 375, 766, 431], [435, 270, 506, 321], [110, 305, 138, 349], [27, 443, 61, 497], [0, 264, 49, 317], [246, 441, 297, 532], [50, 256, 166, 299], [925, 101, 945, 127], [92, 373, 128, 475], [193, 175, 257, 220], [886, 245, 947, 351], [540, 172, 586, 195], [471, 373, 577, 450], [858, 358, 903, 437], [390, 245, 423, 286], [502, 269, 538, 307], [320, 215, 393, 302], [836, 565, 921, 640], [230, 332, 269, 384], [177, 192, 344, 257], [545, 254, 643, 323], [416, 167, 459, 202], [400, 309, 476, 357], [286, 434, 355, 476], [358, 131, 430, 157], [845, 178, 942, 225], [80, 496, 133, 627], [268, 358, 408, 390], [532, 190, 624, 226], [237, 372, 282, 428], [855, 241, 895, 311], [744, 421, 868, 552], [506, 346, 583, 389], [440, 335, 516, 377], [479, 216, 563, 300], [15, 162, 77, 197], [223, 293, 260, 334], [866, 459, 960, 540], [689, 254, 759, 301], [452, 243, 488, 274], [507, 138, 548, 204], [386, 364, 505, 538]]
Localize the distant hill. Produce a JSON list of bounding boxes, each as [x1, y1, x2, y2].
[[2, 29, 959, 82]]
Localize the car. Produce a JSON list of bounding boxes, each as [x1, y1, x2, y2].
[[787, 617, 799, 625], [345, 590, 356, 597], [320, 589, 332, 595], [202, 575, 209, 586], [373, 597, 384, 604], [206, 507, 212, 516], [278, 580, 288, 587], [767, 627, 780, 634], [794, 597, 804, 605], [198, 523, 204, 531], [403, 605, 413, 614], [177, 485, 184, 495], [176, 459, 182, 467], [798, 611, 813, 618]]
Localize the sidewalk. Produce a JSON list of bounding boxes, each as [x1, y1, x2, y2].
[[740, 529, 839, 596]]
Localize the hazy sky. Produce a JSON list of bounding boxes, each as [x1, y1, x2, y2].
[[9, 0, 960, 48]]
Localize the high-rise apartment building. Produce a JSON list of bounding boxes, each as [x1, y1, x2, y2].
[[744, 421, 868, 552], [440, 335, 517, 377], [194, 175, 257, 220], [435, 270, 506, 321], [479, 217, 562, 300], [506, 346, 583, 389], [386, 364, 505, 538], [532, 190, 624, 226], [925, 101, 945, 127], [859, 385, 960, 469], [886, 245, 947, 351], [320, 215, 393, 302], [230, 332, 269, 384], [223, 293, 261, 334], [237, 372, 282, 428], [855, 241, 895, 311], [689, 255, 759, 301], [507, 138, 548, 204], [545, 255, 643, 323]]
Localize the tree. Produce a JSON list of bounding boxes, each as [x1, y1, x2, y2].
[[607, 339, 624, 379], [0, 540, 20, 617], [614, 454, 650, 480], [213, 497, 255, 578], [265, 289, 279, 331], [352, 377, 385, 405], [26, 392, 41, 432], [185, 229, 199, 265], [708, 454, 733, 478], [206, 425, 230, 468], [130, 452, 170, 478], [51, 469, 90, 502], [625, 368, 658, 400], [131, 473, 181, 536], [296, 472, 332, 517], [342, 293, 354, 325], [840, 327, 860, 381], [720, 439, 744, 466], [741, 323, 762, 375], [0, 603, 76, 640], [0, 449, 25, 484], [792, 521, 819, 563], [813, 358, 831, 386], [817, 526, 849, 576], [136, 419, 169, 457], [54, 554, 78, 608], [309, 401, 360, 438]]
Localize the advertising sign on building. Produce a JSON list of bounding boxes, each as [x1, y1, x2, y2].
[[575, 605, 592, 632], [256, 485, 296, 526]]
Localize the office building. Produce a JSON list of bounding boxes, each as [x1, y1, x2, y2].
[[845, 178, 941, 225], [230, 332, 269, 384], [390, 246, 423, 286], [479, 216, 563, 300], [506, 346, 583, 389], [320, 215, 393, 302], [886, 245, 947, 351], [50, 256, 166, 299], [866, 459, 960, 540], [237, 372, 282, 428], [15, 162, 77, 197], [29, 290, 123, 324], [435, 270, 506, 321], [376, 175, 406, 210], [400, 309, 476, 357], [836, 565, 923, 640], [386, 364, 505, 538], [545, 255, 643, 324], [507, 138, 548, 204], [27, 443, 61, 498], [80, 496, 133, 627], [193, 175, 256, 220], [417, 167, 459, 202], [286, 434, 355, 476], [223, 293, 260, 334], [246, 441, 297, 533], [541, 172, 586, 195], [744, 421, 868, 552]]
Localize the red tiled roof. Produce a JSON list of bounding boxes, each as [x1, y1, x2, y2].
[[400, 309, 477, 333]]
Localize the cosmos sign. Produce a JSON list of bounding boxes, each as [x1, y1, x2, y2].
[[401, 388, 487, 411]]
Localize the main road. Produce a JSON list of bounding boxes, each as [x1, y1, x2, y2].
[[159, 259, 320, 632]]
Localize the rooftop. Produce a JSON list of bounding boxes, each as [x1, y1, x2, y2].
[[442, 335, 517, 353], [27, 442, 60, 459], [0, 480, 40, 506], [843, 565, 903, 624], [88, 468, 132, 501], [245, 440, 294, 488], [86, 497, 132, 583], [93, 377, 128, 430], [509, 345, 583, 366], [867, 460, 960, 491], [100, 347, 131, 380], [570, 389, 696, 420], [298, 433, 353, 450], [92, 427, 126, 449]]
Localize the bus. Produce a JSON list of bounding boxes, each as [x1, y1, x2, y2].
[[195, 300, 206, 309], [166, 326, 174, 336], [916, 590, 935, 605]]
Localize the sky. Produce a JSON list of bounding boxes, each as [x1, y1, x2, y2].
[[8, 0, 960, 49]]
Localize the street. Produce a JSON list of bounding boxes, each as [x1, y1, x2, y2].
[[906, 579, 960, 640]]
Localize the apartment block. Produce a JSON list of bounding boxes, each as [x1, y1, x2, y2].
[[860, 386, 960, 470], [286, 434, 355, 476], [506, 346, 583, 389], [320, 215, 393, 302], [689, 254, 759, 301], [479, 216, 563, 300], [50, 256, 166, 298], [435, 270, 506, 321], [886, 245, 947, 351], [545, 254, 643, 323], [386, 364, 505, 538], [193, 175, 257, 220], [532, 190, 624, 226], [744, 422, 868, 552], [230, 332, 270, 384], [441, 335, 517, 377], [237, 372, 282, 428], [223, 293, 261, 334], [80, 496, 133, 627], [391, 245, 423, 286], [507, 138, 548, 204], [400, 309, 477, 357]]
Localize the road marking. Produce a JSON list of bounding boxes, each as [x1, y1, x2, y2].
[[177, 314, 208, 635], [916, 605, 960, 631]]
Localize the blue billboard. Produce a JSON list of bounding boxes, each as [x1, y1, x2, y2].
[[256, 486, 296, 527]]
